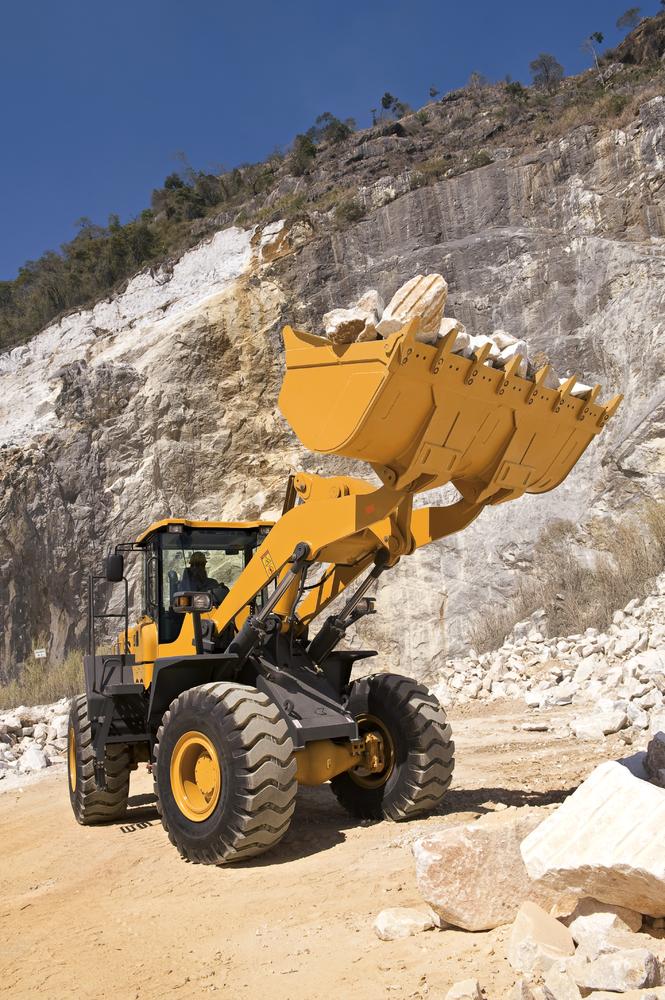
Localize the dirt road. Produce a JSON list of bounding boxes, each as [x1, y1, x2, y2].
[[0, 702, 626, 999]]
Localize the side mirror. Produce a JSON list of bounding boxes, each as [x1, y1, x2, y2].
[[105, 553, 125, 583], [172, 591, 213, 614]]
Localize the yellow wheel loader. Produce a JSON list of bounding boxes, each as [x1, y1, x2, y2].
[[67, 319, 621, 863]]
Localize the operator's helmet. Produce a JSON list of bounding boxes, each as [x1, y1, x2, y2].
[[189, 551, 207, 569]]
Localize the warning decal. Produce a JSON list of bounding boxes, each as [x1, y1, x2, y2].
[[261, 550, 277, 577]]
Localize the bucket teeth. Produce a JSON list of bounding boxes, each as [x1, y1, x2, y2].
[[474, 342, 493, 365], [554, 374, 578, 410], [503, 353, 524, 377], [431, 328, 460, 373], [598, 393, 623, 426]]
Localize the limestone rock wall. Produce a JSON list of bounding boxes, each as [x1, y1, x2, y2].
[[1, 98, 664, 675]]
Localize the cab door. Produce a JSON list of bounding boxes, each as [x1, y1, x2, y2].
[[130, 544, 159, 687]]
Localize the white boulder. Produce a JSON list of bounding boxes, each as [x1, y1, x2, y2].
[[521, 761, 665, 917], [566, 898, 642, 943], [354, 288, 384, 317], [571, 718, 605, 741], [373, 906, 434, 941], [542, 963, 583, 1000], [376, 273, 448, 338], [491, 329, 519, 350], [414, 809, 556, 931], [508, 901, 575, 976], [567, 946, 660, 993], [444, 980, 483, 1000], [322, 306, 372, 344], [18, 745, 49, 773]]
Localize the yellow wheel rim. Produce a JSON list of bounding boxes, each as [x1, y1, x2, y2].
[[68, 725, 77, 793], [349, 714, 396, 789], [170, 731, 221, 822]]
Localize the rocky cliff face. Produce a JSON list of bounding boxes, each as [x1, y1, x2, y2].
[[1, 96, 664, 676]]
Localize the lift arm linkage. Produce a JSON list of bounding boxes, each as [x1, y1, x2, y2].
[[211, 471, 486, 637]]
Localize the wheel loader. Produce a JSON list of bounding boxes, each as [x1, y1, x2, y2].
[[68, 318, 621, 863]]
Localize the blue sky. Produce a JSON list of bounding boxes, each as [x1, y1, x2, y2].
[[1, 0, 657, 278]]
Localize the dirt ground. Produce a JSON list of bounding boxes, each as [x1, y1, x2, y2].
[[0, 701, 632, 1000]]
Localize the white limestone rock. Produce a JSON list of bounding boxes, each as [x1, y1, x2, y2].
[[444, 980, 483, 1000], [373, 906, 434, 941], [18, 745, 49, 773], [354, 289, 385, 317], [567, 946, 661, 993], [0, 714, 22, 734], [491, 329, 519, 350], [521, 760, 665, 917], [48, 715, 69, 742], [542, 963, 583, 1000], [508, 901, 575, 976], [322, 306, 372, 344], [376, 273, 448, 338], [414, 809, 556, 931], [566, 898, 642, 943]]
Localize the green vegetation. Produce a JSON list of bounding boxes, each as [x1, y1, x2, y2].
[[0, 215, 164, 351], [469, 502, 665, 652], [380, 91, 411, 119], [289, 133, 318, 176], [334, 194, 365, 226], [0, 158, 281, 353], [505, 80, 528, 103], [0, 649, 82, 710], [309, 112, 356, 145], [460, 150, 493, 173]]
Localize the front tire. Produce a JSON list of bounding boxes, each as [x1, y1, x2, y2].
[[154, 682, 297, 864], [68, 694, 131, 824], [331, 673, 454, 821]]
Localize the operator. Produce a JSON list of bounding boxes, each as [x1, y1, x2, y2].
[[180, 551, 229, 607]]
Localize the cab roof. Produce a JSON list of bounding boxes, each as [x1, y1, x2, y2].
[[135, 517, 274, 545]]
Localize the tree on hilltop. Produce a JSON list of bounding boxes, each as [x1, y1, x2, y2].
[[529, 53, 564, 94], [616, 7, 641, 31], [582, 32, 606, 87]]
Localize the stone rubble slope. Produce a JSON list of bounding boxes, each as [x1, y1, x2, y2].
[[429, 570, 665, 743], [321, 272, 593, 398], [0, 699, 71, 781]]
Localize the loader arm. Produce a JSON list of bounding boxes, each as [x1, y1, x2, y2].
[[211, 480, 403, 635], [211, 319, 620, 642]]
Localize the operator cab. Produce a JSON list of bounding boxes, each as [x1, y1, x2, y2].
[[136, 519, 272, 644]]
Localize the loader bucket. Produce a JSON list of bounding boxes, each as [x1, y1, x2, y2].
[[279, 322, 621, 506]]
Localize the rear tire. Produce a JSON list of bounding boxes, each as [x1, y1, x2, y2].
[[68, 694, 131, 824], [331, 673, 454, 821], [154, 682, 297, 864]]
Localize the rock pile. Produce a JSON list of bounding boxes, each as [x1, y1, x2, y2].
[[0, 698, 70, 779], [321, 272, 594, 398], [406, 757, 665, 998], [430, 571, 665, 742]]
